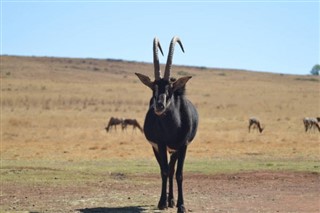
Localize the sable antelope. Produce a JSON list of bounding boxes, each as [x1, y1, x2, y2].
[[122, 119, 143, 133], [135, 36, 198, 213], [303, 117, 320, 132], [105, 117, 123, 132], [248, 117, 264, 133]]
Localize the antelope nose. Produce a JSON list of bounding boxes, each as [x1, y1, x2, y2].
[[156, 102, 165, 110]]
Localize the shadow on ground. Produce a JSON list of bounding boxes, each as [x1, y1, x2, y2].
[[77, 206, 156, 213]]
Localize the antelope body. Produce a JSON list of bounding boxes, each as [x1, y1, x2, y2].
[[105, 117, 123, 132], [303, 117, 320, 132], [122, 118, 143, 133], [248, 117, 264, 133]]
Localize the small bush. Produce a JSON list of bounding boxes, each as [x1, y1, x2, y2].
[[177, 70, 190, 76], [295, 78, 319, 82]]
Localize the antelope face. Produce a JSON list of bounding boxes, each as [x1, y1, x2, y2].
[[135, 73, 192, 116], [152, 80, 172, 116]]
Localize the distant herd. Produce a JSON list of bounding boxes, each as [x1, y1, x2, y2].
[[105, 116, 320, 134], [248, 117, 320, 133], [105, 116, 143, 133]]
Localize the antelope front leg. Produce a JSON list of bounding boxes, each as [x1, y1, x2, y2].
[[176, 146, 187, 213], [168, 152, 178, 208], [153, 146, 169, 210]]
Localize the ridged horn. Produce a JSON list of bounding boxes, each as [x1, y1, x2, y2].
[[153, 37, 164, 80], [163, 36, 185, 81]]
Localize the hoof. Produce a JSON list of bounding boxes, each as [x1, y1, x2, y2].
[[168, 198, 175, 208], [177, 204, 186, 213], [158, 200, 167, 210]]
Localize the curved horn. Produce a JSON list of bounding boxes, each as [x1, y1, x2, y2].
[[153, 37, 164, 80], [164, 36, 185, 81]]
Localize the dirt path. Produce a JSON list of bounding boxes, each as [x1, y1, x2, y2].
[[1, 171, 319, 213]]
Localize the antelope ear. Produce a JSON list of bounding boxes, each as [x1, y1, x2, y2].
[[135, 73, 153, 89], [172, 76, 192, 92]]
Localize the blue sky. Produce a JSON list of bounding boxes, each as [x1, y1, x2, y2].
[[1, 1, 319, 75]]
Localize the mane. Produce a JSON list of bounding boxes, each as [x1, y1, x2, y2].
[[174, 86, 186, 96]]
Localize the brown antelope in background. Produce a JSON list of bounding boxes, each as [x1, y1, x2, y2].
[[105, 117, 123, 132], [303, 117, 320, 132], [248, 117, 264, 133], [122, 119, 143, 133]]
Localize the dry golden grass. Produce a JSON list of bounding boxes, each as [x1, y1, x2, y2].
[[1, 55, 319, 162]]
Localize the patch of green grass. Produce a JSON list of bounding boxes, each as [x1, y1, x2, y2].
[[295, 77, 319, 82], [2, 158, 319, 186], [0, 159, 159, 185], [185, 159, 320, 174]]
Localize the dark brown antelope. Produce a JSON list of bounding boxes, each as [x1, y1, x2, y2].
[[135, 36, 198, 213], [105, 117, 123, 133], [248, 117, 264, 133], [121, 119, 143, 133]]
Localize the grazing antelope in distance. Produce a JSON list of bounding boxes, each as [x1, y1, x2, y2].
[[248, 117, 264, 133], [303, 117, 320, 132], [121, 118, 143, 133], [303, 117, 311, 132], [135, 36, 198, 213], [105, 117, 123, 132], [308, 118, 320, 132]]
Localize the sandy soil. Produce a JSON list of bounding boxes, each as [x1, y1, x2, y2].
[[1, 170, 319, 213]]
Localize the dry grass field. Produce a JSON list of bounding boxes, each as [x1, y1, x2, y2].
[[1, 55, 319, 212]]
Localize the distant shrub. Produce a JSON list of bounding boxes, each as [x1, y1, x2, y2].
[[106, 58, 124, 62], [200, 66, 207, 70], [310, 64, 319, 75], [177, 70, 190, 76], [295, 77, 319, 82]]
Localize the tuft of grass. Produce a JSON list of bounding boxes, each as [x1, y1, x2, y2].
[[218, 72, 226, 76], [177, 70, 191, 76]]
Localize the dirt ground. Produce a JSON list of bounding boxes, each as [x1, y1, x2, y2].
[[1, 170, 319, 213]]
